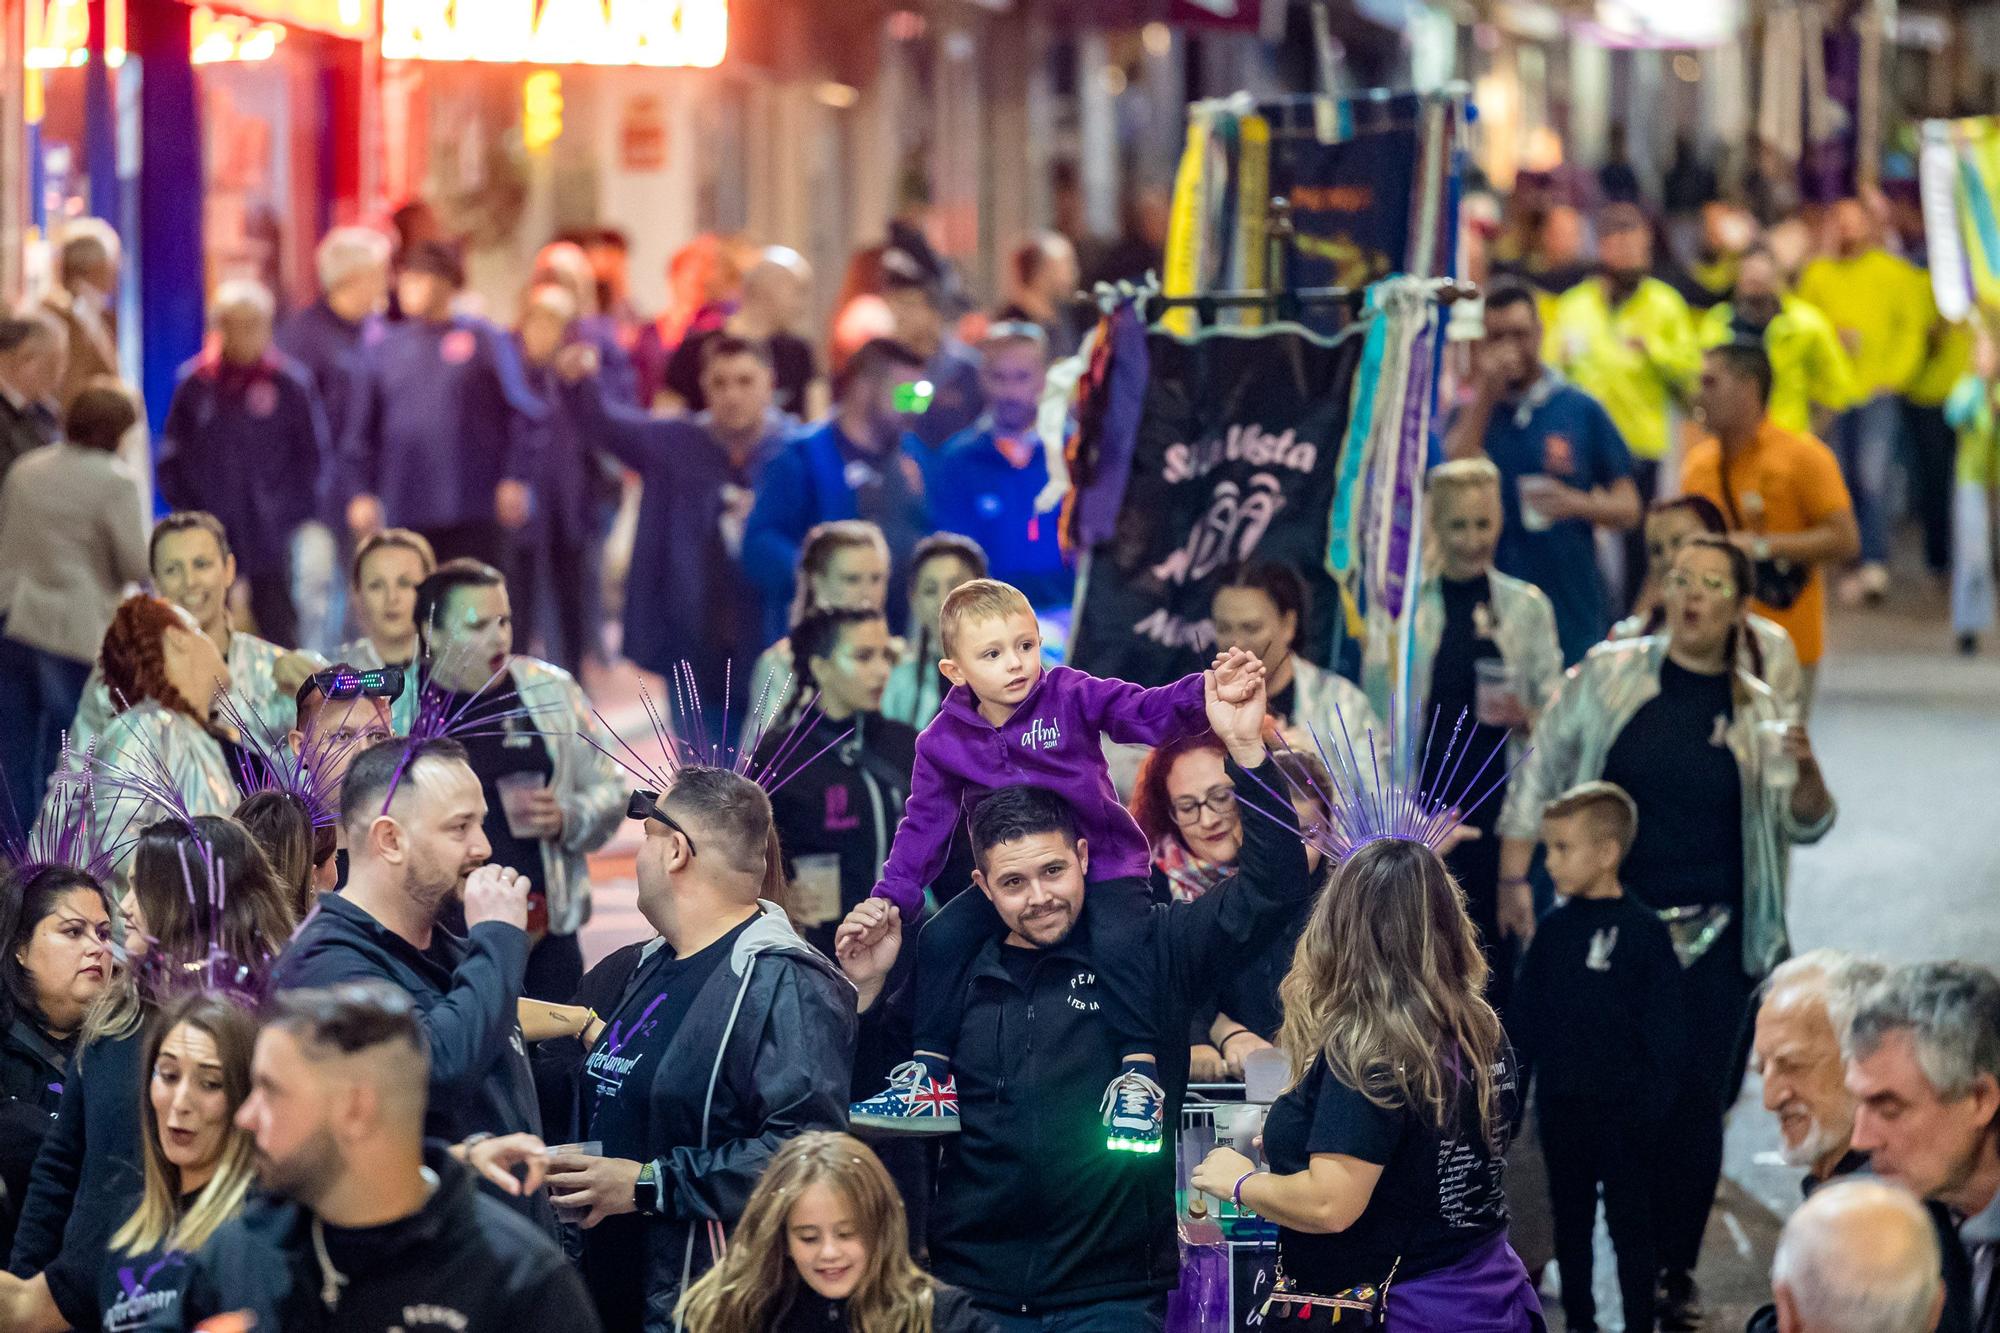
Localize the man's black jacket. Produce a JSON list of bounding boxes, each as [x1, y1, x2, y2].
[[915, 756, 1310, 1313], [173, 1142, 600, 1331], [546, 902, 858, 1332], [273, 894, 543, 1152]]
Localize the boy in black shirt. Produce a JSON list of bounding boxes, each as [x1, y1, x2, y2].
[[1512, 781, 1685, 1333]]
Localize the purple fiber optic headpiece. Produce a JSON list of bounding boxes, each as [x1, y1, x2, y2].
[[0, 738, 138, 883], [209, 691, 352, 831], [582, 658, 852, 804], [1233, 705, 1527, 865], [126, 823, 280, 1008]]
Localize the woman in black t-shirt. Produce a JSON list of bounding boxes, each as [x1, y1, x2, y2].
[[1496, 536, 1838, 1322], [1190, 837, 1543, 1329]]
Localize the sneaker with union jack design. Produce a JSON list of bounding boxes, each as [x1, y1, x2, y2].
[[849, 1060, 961, 1135]]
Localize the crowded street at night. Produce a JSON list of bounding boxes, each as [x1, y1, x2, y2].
[[0, 0, 1998, 1329]]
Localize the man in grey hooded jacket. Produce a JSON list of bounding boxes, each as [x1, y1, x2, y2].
[[543, 765, 857, 1332]]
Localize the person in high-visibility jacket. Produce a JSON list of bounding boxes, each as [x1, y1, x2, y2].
[[1941, 325, 2000, 655], [1699, 246, 1856, 438], [1546, 204, 1701, 606], [1794, 199, 1931, 602], [1904, 272, 1974, 581]]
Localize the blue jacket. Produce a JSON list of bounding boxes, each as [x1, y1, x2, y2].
[[561, 374, 790, 683], [742, 419, 931, 645], [930, 421, 1072, 608], [273, 297, 381, 448], [516, 346, 620, 546], [340, 315, 544, 529], [157, 349, 329, 576]]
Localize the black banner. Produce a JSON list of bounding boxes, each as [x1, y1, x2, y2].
[[1069, 326, 1365, 687]]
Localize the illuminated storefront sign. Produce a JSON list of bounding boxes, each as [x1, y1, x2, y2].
[[381, 0, 727, 67], [28, 0, 370, 67]]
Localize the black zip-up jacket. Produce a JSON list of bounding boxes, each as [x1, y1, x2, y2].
[[916, 757, 1310, 1314], [545, 902, 858, 1331], [6, 1027, 145, 1331], [274, 893, 541, 1149], [0, 1015, 74, 1259], [172, 1142, 601, 1331]]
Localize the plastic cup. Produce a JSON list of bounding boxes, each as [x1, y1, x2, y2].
[[1757, 719, 1799, 786], [1516, 474, 1557, 532], [1474, 658, 1523, 728], [544, 1141, 603, 1225], [496, 772, 550, 839]]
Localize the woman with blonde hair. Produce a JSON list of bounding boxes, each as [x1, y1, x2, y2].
[[677, 1132, 992, 1333], [1191, 836, 1544, 1328]]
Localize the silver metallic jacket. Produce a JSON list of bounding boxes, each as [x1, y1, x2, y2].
[[1497, 634, 1837, 976]]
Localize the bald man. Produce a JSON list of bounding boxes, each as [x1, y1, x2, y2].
[[175, 981, 599, 1330], [1770, 1178, 1942, 1333]]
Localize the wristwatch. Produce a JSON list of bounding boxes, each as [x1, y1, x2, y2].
[[633, 1160, 665, 1216], [1751, 536, 1773, 562]]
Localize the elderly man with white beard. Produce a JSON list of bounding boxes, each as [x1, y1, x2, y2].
[[1745, 951, 1973, 1333]]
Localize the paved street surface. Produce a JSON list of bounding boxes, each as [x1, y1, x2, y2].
[[577, 574, 2000, 1330]]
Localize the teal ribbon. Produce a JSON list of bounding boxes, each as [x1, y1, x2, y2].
[[1959, 153, 2000, 287], [1326, 284, 1389, 577]]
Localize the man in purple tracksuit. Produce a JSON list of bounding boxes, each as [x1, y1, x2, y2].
[[340, 240, 545, 568], [845, 577, 1265, 1153], [157, 278, 330, 646]]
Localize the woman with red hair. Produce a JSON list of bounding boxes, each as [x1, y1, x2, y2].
[[79, 595, 242, 871]]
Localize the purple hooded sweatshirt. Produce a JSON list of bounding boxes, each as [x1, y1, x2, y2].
[[870, 664, 1208, 917]]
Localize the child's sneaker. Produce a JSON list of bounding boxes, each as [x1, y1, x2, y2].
[[1100, 1070, 1167, 1153], [850, 1061, 960, 1135]]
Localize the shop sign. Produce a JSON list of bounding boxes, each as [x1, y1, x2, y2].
[[382, 0, 727, 67], [619, 95, 667, 171], [208, 0, 374, 39]]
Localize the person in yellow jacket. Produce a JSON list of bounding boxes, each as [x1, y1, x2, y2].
[[1699, 246, 1856, 438], [1941, 323, 2000, 654], [1546, 203, 1701, 605], [1794, 199, 1931, 600], [1903, 269, 1974, 580]]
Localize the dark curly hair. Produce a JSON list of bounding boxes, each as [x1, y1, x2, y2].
[[99, 594, 203, 720], [1129, 730, 1231, 854]]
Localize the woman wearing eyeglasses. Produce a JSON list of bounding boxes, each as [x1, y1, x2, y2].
[[1498, 534, 1837, 1324], [1130, 733, 1243, 1082]]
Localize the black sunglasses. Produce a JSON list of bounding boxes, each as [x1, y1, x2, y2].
[[626, 789, 698, 855], [298, 665, 406, 709]]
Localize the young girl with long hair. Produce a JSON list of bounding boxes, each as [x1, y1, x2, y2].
[[677, 1132, 991, 1333], [1191, 837, 1544, 1329]]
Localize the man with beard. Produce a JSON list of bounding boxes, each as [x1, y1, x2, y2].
[[272, 738, 547, 1173], [833, 668, 1310, 1331], [1699, 246, 1855, 438], [1744, 952, 1972, 1333], [174, 981, 597, 1330]]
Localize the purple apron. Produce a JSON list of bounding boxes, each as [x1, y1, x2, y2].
[[1385, 1232, 1546, 1331]]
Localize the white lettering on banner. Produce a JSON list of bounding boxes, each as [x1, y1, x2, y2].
[[1150, 474, 1287, 586], [1132, 609, 1217, 652], [1161, 424, 1318, 485]]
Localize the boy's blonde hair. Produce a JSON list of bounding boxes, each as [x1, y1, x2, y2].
[[939, 578, 1034, 657], [1427, 456, 1502, 507], [1542, 780, 1639, 858]]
